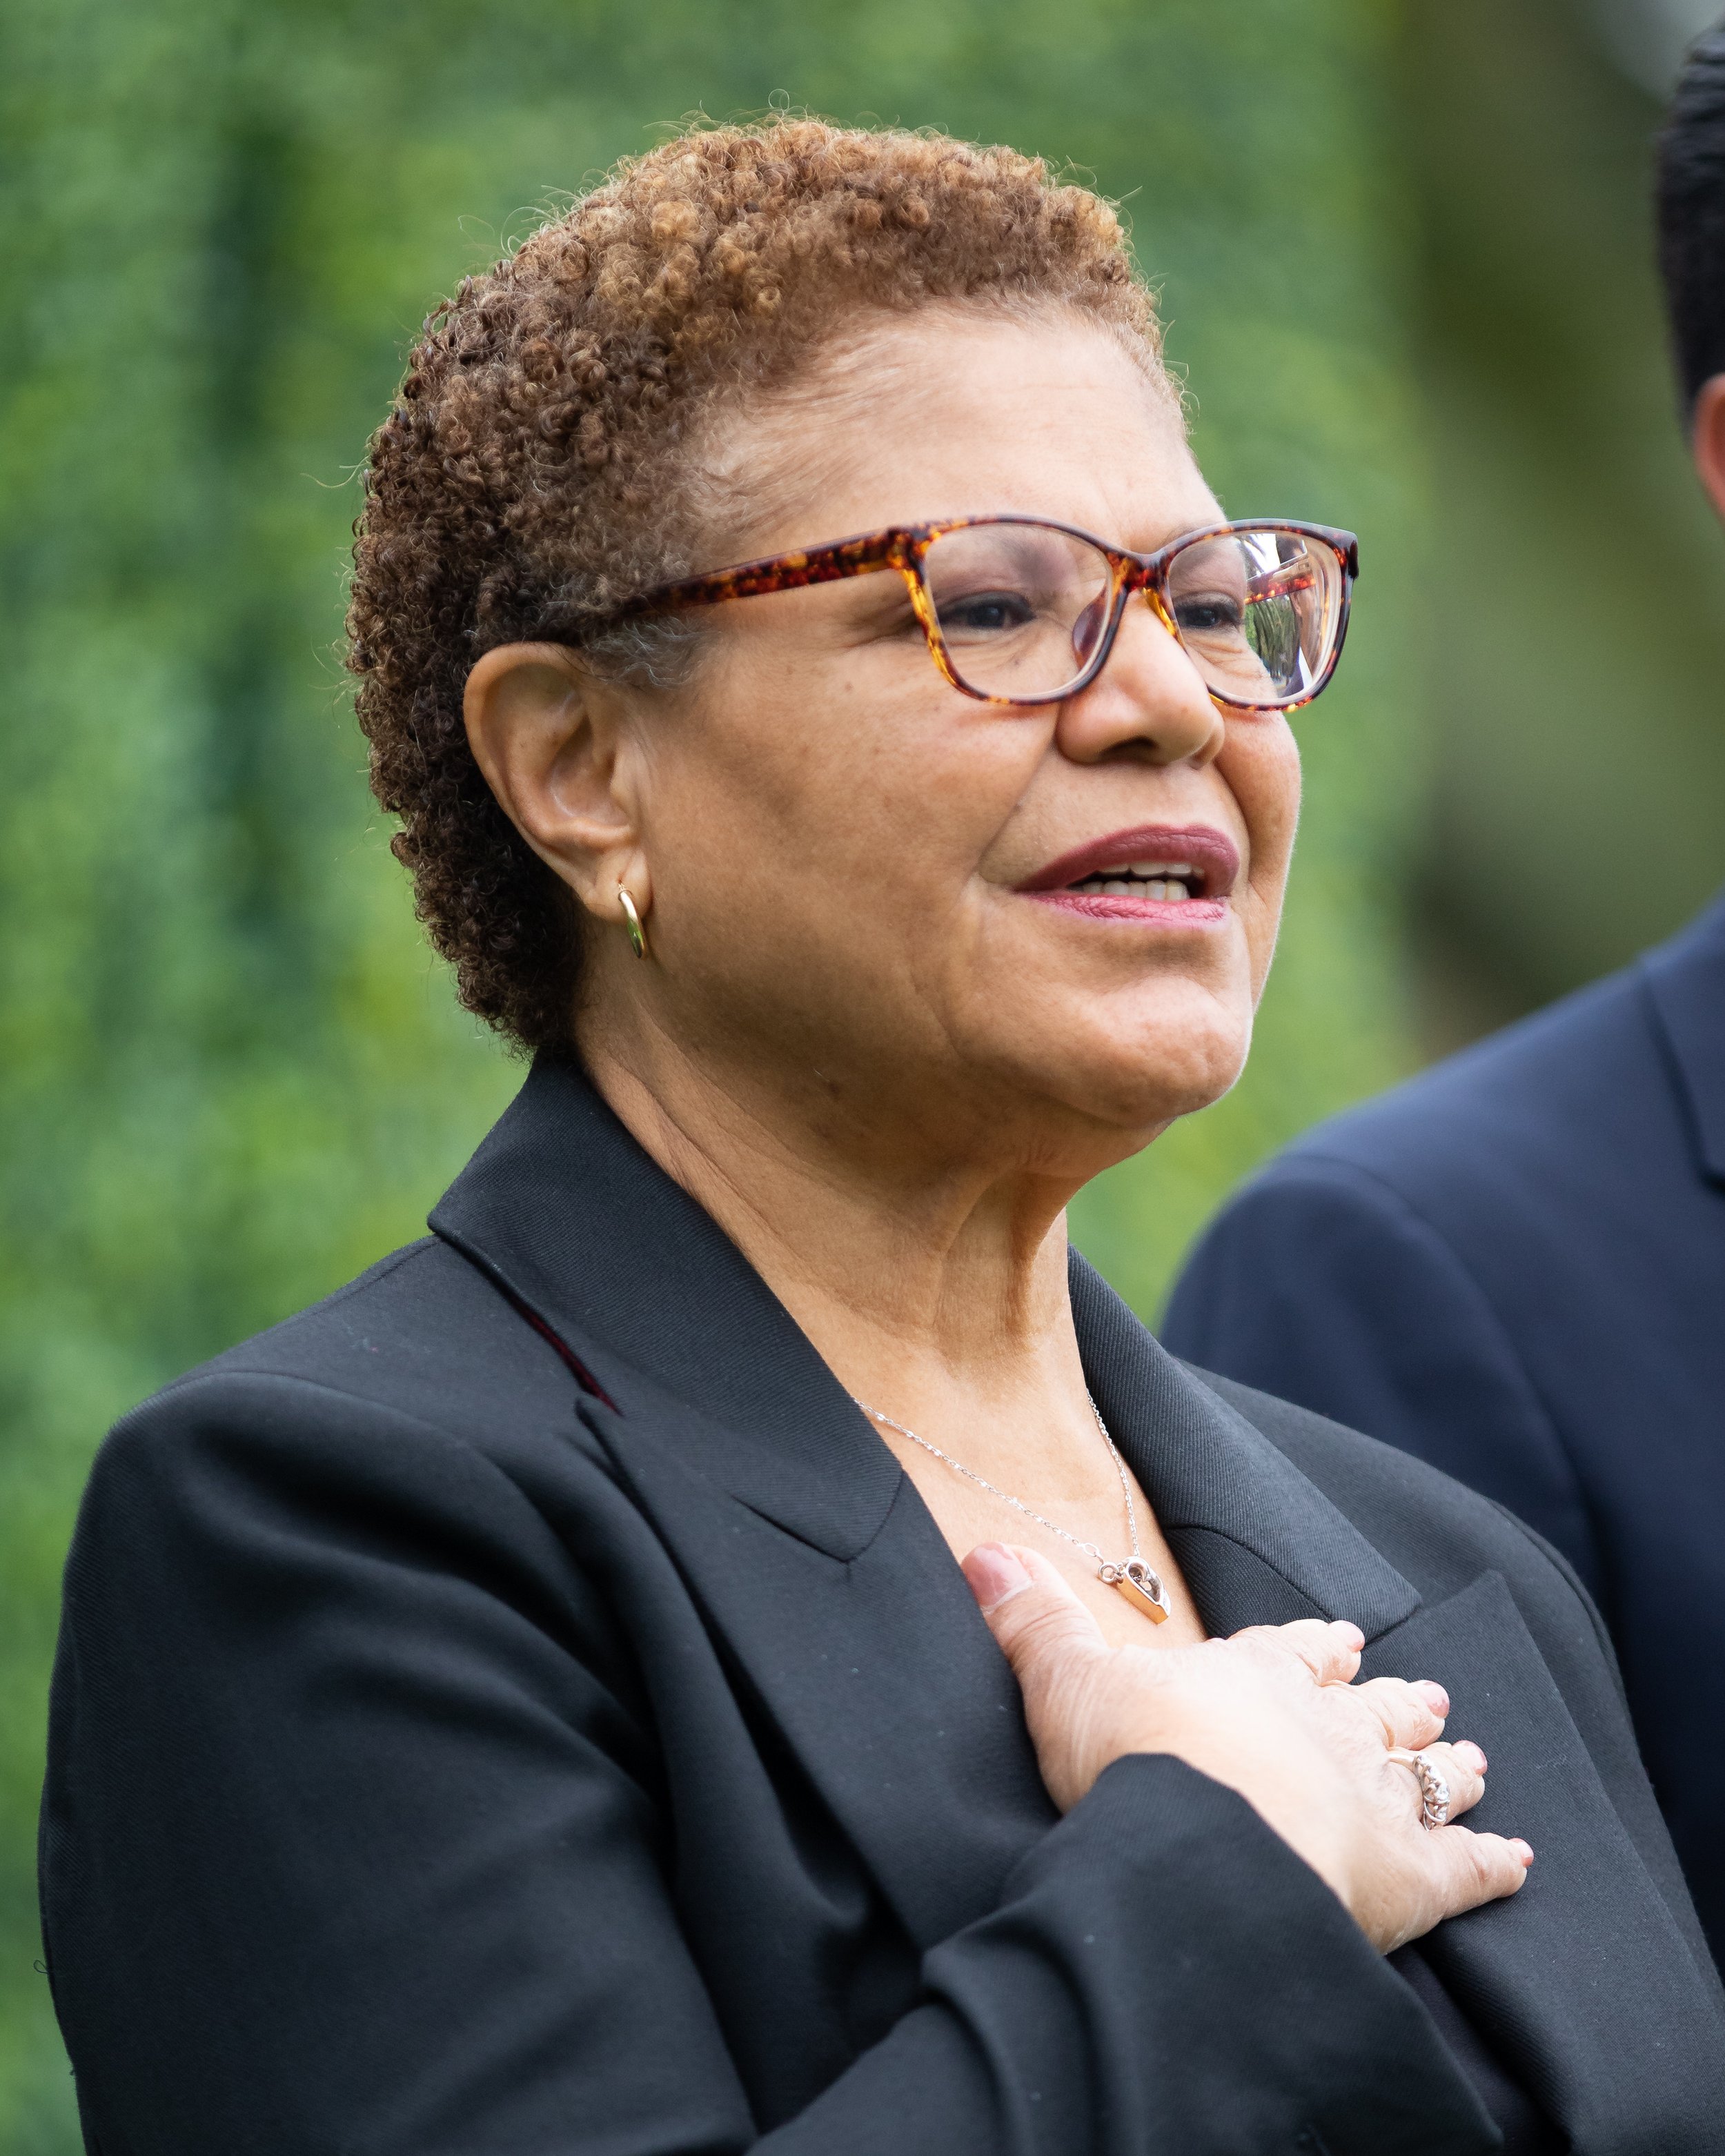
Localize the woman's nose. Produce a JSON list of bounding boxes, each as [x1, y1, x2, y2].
[[1054, 593, 1226, 769]]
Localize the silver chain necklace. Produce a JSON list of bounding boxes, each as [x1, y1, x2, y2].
[[857, 1394, 1171, 1623]]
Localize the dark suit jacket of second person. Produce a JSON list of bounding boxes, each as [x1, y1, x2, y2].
[[1164, 889, 1725, 1964]]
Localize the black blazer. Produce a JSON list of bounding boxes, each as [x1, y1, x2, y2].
[[40, 1059, 1725, 2155], [1163, 891, 1725, 1963]]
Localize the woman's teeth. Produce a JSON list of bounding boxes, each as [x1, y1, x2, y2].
[[1070, 860, 1199, 900]]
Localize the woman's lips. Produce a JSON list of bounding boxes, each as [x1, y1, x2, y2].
[[1018, 823, 1241, 927]]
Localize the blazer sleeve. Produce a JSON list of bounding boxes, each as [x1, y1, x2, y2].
[[41, 1371, 1498, 2156], [1161, 1156, 1604, 1598]]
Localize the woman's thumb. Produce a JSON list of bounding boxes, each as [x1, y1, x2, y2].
[[963, 1542, 1107, 1688]]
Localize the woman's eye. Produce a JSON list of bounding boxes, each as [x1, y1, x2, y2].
[[1174, 593, 1246, 635], [940, 589, 1036, 635]]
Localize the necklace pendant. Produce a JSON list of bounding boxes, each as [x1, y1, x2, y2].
[[1108, 1558, 1171, 1623]]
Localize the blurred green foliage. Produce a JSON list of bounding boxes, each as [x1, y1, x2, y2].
[[1406, 0, 1725, 1017], [0, 1, 1421, 2142]]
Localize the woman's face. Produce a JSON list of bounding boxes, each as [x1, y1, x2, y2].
[[587, 311, 1303, 1177]]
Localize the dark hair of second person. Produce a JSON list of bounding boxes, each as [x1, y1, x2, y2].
[[1657, 21, 1725, 417]]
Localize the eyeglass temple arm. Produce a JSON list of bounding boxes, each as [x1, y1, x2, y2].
[[1246, 567, 1319, 601], [623, 531, 907, 616], [1245, 540, 1359, 604]]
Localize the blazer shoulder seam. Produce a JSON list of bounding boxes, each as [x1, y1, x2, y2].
[[117, 1362, 605, 1526], [148, 1238, 450, 1406]]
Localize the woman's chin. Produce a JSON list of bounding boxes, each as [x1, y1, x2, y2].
[[1071, 1049, 1246, 1138], [982, 997, 1254, 1146]]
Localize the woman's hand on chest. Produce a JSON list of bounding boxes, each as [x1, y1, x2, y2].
[[964, 1541, 1535, 1954]]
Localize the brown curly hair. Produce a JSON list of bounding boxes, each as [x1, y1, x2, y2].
[[348, 117, 1167, 1052]]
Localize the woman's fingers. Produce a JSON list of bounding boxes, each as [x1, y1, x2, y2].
[[961, 1543, 1107, 1684], [963, 1543, 1114, 1812], [1386, 1739, 1488, 1823], [1426, 1826, 1535, 1920], [1231, 1617, 1364, 1685], [1354, 1675, 1449, 1752], [1370, 1822, 1532, 1955]]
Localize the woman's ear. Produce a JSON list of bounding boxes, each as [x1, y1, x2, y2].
[[1691, 373, 1725, 525], [463, 643, 650, 924]]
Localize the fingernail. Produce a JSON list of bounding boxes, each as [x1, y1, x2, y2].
[[1510, 1839, 1534, 1866], [1415, 1681, 1451, 1718], [1454, 1741, 1486, 1772], [963, 1543, 1032, 1612]]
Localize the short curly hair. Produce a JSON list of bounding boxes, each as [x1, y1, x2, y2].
[[348, 116, 1167, 1051]]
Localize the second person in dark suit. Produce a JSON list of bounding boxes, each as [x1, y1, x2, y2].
[[1164, 30, 1725, 1965]]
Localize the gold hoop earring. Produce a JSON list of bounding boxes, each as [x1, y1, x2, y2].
[[618, 888, 650, 962]]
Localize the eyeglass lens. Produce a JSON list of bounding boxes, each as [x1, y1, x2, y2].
[[920, 521, 1343, 707]]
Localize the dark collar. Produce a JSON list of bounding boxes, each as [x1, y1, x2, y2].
[[1642, 885, 1725, 1185], [431, 1055, 1418, 1639]]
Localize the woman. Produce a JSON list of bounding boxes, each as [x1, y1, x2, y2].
[[41, 119, 1724, 2155]]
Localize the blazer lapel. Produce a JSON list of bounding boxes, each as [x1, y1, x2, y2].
[[1069, 1253, 1420, 1642], [1363, 1573, 1724, 2150], [431, 1056, 1054, 1946], [577, 1375, 1055, 1948], [1642, 887, 1725, 1187]]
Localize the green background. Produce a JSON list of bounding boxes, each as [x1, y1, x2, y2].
[[3, 0, 1718, 2143]]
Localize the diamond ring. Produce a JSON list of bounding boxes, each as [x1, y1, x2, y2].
[[1386, 1745, 1452, 1830]]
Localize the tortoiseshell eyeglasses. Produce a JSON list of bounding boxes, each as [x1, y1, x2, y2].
[[627, 515, 1359, 713]]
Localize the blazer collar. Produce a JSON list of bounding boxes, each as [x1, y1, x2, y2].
[[431, 1054, 1418, 1636], [1642, 885, 1725, 1185], [431, 1054, 902, 1559]]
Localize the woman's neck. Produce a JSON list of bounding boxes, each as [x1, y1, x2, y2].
[[580, 1016, 1105, 1434], [578, 1008, 1208, 1652]]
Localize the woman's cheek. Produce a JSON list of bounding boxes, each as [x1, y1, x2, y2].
[[1219, 722, 1299, 993], [1231, 718, 1300, 852]]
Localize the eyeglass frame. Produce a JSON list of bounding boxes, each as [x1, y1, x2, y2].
[[624, 513, 1360, 713]]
